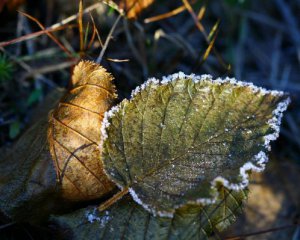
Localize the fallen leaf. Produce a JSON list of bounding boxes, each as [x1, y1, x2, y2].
[[116, 0, 155, 19], [48, 61, 117, 201], [52, 186, 247, 240], [0, 62, 118, 222], [101, 73, 290, 217], [0, 114, 62, 223], [0, 0, 25, 12]]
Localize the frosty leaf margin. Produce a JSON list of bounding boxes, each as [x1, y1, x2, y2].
[[99, 72, 290, 216]]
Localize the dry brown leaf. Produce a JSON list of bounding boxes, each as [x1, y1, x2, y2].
[[116, 0, 155, 19], [0, 62, 118, 222], [48, 61, 117, 201], [0, 0, 25, 12]]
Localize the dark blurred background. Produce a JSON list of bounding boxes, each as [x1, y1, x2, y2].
[[0, 0, 299, 239]]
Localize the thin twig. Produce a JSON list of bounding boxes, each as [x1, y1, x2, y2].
[[98, 187, 129, 212], [145, 5, 187, 23], [0, 222, 16, 230], [0, 3, 102, 48], [96, 14, 122, 64], [79, 0, 84, 56], [17, 11, 73, 57]]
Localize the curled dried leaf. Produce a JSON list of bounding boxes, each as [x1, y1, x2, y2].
[[0, 0, 25, 12], [48, 61, 117, 201]]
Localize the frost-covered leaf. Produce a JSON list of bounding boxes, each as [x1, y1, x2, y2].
[[52, 186, 247, 240], [101, 73, 290, 217], [48, 61, 117, 201]]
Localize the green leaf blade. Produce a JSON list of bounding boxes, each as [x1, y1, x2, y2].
[[101, 73, 289, 217]]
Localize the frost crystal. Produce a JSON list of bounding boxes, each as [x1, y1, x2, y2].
[[129, 188, 174, 218], [263, 98, 291, 150], [86, 208, 101, 223], [100, 105, 121, 150], [85, 208, 111, 227], [131, 77, 159, 98]]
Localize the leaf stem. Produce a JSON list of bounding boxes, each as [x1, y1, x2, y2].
[[98, 187, 129, 212]]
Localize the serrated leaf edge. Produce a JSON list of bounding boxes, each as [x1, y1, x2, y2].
[[99, 73, 290, 217]]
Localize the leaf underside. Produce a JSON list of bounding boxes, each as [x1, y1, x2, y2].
[[53, 187, 247, 240], [102, 75, 288, 216], [0, 117, 59, 222], [0, 89, 65, 222]]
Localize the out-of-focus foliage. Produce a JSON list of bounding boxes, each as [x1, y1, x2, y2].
[[0, 54, 14, 82]]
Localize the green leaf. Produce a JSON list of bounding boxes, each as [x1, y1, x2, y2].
[[101, 73, 290, 217], [52, 186, 247, 240], [0, 53, 14, 82], [26, 88, 43, 106], [9, 120, 21, 139]]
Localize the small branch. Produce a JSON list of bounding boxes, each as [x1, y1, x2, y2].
[[0, 2, 102, 48], [78, 0, 84, 55], [98, 187, 129, 212], [96, 14, 122, 64]]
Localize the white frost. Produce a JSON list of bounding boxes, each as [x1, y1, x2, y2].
[[86, 208, 111, 227], [131, 77, 159, 98], [99, 105, 121, 150], [86, 208, 100, 223], [129, 188, 174, 218], [264, 98, 291, 150]]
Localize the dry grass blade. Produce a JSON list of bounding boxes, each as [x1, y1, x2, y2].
[[96, 14, 123, 64], [181, 0, 229, 71], [18, 11, 73, 57], [182, 0, 206, 35], [78, 0, 84, 56], [86, 14, 98, 50], [48, 61, 118, 201], [202, 27, 218, 62], [0, 3, 101, 49], [0, 24, 77, 48], [197, 5, 206, 20], [144, 0, 197, 24], [144, 4, 186, 23], [208, 20, 220, 42]]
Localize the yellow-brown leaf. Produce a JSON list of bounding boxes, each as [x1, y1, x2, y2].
[[0, 0, 25, 12], [117, 0, 155, 19], [48, 61, 117, 201]]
